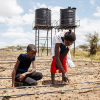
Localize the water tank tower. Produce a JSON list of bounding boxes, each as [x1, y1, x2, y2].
[[60, 7, 76, 26], [35, 8, 51, 26]]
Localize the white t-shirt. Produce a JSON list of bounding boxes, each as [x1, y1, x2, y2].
[[51, 32, 71, 57], [51, 32, 75, 67]]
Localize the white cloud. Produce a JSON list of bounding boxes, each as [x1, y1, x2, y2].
[[7, 27, 24, 33], [51, 6, 63, 21], [0, 17, 6, 23], [75, 18, 100, 46], [0, 16, 23, 26], [32, 2, 47, 16], [12, 39, 31, 46], [29, 9, 33, 13], [33, 5, 37, 11], [0, 41, 7, 48], [0, 14, 34, 26], [93, 6, 100, 17], [6, 16, 23, 26], [0, 3, 63, 26], [0, 0, 36, 26], [22, 13, 34, 25], [90, 0, 95, 5], [36, 3, 47, 8], [0, 0, 23, 17], [2, 27, 35, 39], [0, 11, 34, 26]]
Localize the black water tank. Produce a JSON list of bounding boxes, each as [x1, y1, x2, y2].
[[35, 8, 51, 26], [60, 7, 76, 26]]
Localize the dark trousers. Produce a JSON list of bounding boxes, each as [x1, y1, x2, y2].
[[15, 72, 43, 86]]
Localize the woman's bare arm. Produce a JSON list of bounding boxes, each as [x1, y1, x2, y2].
[[55, 43, 65, 74], [55, 43, 69, 82]]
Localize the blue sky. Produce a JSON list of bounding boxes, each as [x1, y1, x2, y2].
[[0, 0, 100, 48]]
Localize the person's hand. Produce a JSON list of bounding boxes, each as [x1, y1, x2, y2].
[[19, 74, 26, 81], [62, 73, 69, 83]]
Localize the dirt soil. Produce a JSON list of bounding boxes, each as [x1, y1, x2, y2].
[[0, 54, 100, 100]]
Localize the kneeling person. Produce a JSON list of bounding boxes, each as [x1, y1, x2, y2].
[[12, 44, 43, 87]]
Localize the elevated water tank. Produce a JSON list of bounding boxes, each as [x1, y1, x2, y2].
[[35, 8, 51, 26], [60, 7, 76, 26]]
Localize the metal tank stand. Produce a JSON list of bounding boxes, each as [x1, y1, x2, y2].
[[33, 26, 53, 56]]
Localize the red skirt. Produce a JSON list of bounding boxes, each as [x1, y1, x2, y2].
[[50, 53, 67, 73]]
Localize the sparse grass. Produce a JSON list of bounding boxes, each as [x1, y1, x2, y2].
[[0, 50, 26, 54], [74, 56, 83, 59], [70, 49, 100, 61], [90, 53, 100, 62], [0, 50, 51, 54]]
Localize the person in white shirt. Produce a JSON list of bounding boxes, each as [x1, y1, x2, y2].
[[50, 30, 76, 84]]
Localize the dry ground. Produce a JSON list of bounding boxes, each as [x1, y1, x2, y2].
[[0, 53, 100, 100]]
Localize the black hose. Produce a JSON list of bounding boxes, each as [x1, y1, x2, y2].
[[0, 85, 100, 98], [0, 71, 100, 79], [0, 80, 100, 90]]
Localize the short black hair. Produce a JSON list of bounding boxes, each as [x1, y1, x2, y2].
[[27, 44, 37, 51], [63, 30, 76, 41]]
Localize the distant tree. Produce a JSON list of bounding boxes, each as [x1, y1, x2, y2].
[[85, 32, 99, 55], [21, 46, 27, 51], [7, 46, 16, 51], [98, 45, 100, 51], [17, 45, 23, 50], [78, 45, 89, 51], [0, 48, 7, 51]]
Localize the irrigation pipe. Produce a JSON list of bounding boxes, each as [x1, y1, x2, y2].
[[0, 85, 100, 98], [44, 72, 100, 77], [73, 60, 100, 63], [0, 67, 50, 70], [0, 57, 100, 63], [0, 61, 99, 64], [44, 71, 100, 76], [0, 59, 51, 61], [0, 71, 100, 79], [0, 61, 51, 64], [0, 80, 100, 90], [0, 65, 100, 71], [0, 55, 44, 57], [0, 55, 18, 57]]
